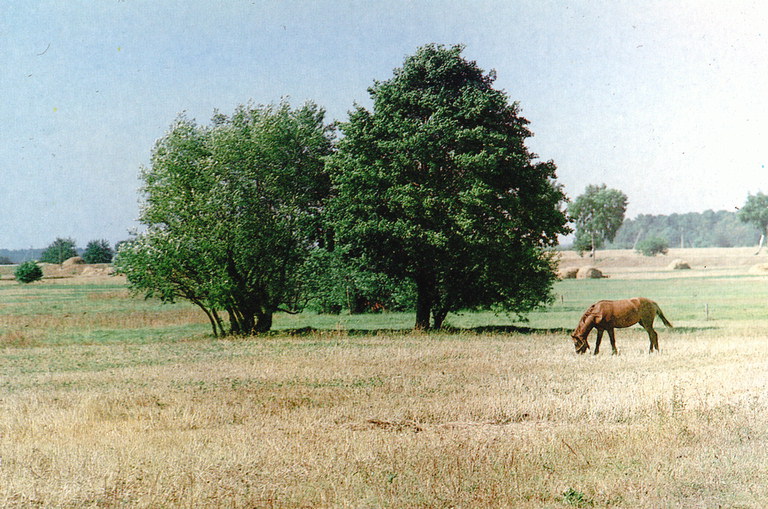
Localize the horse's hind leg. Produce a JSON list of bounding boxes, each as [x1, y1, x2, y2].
[[607, 327, 618, 355], [593, 329, 603, 355], [643, 324, 659, 353]]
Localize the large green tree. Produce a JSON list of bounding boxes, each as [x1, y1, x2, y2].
[[116, 101, 333, 335], [738, 192, 768, 254], [82, 239, 114, 263], [328, 44, 569, 329], [39, 237, 78, 264], [569, 184, 628, 257]]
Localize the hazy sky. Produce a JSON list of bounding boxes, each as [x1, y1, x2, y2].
[[2, 1, 766, 249]]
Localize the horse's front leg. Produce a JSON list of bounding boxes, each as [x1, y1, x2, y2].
[[607, 327, 617, 355], [593, 329, 603, 355]]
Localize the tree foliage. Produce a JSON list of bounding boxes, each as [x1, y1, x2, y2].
[[115, 101, 333, 335], [569, 184, 628, 256], [39, 237, 78, 264], [14, 261, 43, 283], [738, 191, 768, 248], [738, 193, 768, 231], [328, 44, 569, 329], [635, 236, 669, 256], [82, 239, 114, 263]]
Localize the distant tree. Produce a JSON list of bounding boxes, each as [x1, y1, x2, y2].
[[82, 239, 114, 263], [39, 237, 78, 264], [116, 101, 333, 335], [569, 184, 628, 257], [738, 192, 768, 254], [14, 261, 43, 283], [635, 237, 669, 256], [328, 44, 569, 329], [0, 256, 13, 265]]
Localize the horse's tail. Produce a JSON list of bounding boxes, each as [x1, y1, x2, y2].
[[654, 302, 673, 328]]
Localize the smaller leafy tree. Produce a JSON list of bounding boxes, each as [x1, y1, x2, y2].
[[39, 237, 78, 264], [635, 237, 669, 256], [738, 192, 768, 254], [569, 184, 628, 257], [82, 239, 114, 263], [15, 261, 43, 283]]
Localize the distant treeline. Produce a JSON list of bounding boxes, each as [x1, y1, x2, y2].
[[0, 248, 45, 264], [607, 210, 760, 249]]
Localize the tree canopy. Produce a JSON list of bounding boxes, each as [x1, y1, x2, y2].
[[328, 44, 569, 329], [569, 184, 628, 256], [82, 239, 114, 263], [738, 192, 768, 253], [115, 101, 333, 335], [39, 237, 78, 264]]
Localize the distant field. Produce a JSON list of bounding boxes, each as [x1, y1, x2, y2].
[[1, 248, 768, 506]]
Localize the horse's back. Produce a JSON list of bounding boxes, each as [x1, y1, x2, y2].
[[589, 298, 651, 328]]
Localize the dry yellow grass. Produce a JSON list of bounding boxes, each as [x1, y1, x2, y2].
[[1, 328, 768, 507]]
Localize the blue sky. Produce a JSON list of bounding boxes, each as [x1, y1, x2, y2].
[[2, 1, 766, 249]]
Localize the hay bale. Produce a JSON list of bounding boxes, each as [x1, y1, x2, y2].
[[667, 259, 691, 270], [576, 266, 603, 279], [62, 256, 84, 266], [81, 266, 116, 277], [558, 267, 579, 279]]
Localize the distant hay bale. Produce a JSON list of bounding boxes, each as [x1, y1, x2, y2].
[[576, 266, 603, 279], [667, 259, 691, 270], [559, 267, 579, 279], [62, 256, 84, 266], [81, 266, 115, 277], [749, 263, 768, 274]]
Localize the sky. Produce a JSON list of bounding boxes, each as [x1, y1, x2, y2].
[[2, 0, 767, 249]]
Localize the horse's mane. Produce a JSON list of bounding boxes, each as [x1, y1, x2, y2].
[[572, 303, 597, 338]]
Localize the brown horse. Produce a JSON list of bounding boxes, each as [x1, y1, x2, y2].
[[571, 297, 673, 355]]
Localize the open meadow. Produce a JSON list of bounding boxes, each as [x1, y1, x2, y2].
[[2, 248, 768, 507]]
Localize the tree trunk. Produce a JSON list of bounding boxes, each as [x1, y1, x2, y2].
[[756, 233, 765, 255], [195, 302, 220, 337], [255, 311, 273, 333], [432, 307, 449, 330], [414, 275, 433, 330], [227, 308, 242, 335]]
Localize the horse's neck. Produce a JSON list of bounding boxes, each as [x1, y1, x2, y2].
[[574, 317, 594, 338]]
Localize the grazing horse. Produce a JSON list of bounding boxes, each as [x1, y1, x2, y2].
[[571, 297, 673, 355]]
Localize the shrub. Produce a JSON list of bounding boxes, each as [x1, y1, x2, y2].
[[15, 261, 43, 283], [635, 237, 669, 256]]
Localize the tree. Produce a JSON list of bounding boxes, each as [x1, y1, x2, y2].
[[738, 192, 768, 254], [115, 101, 333, 335], [14, 261, 43, 283], [569, 184, 628, 257], [328, 44, 569, 330], [82, 239, 114, 263], [39, 237, 78, 264]]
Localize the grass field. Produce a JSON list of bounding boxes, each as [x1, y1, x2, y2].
[[2, 249, 768, 507]]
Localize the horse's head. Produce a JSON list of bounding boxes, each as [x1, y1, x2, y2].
[[571, 333, 589, 354]]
